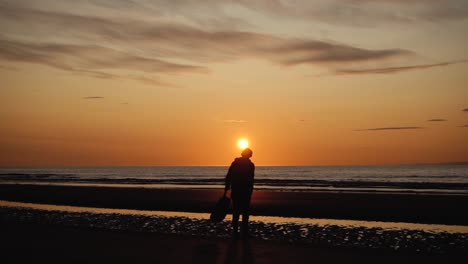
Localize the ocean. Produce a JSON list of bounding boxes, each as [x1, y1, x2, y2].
[[1, 165, 467, 193]]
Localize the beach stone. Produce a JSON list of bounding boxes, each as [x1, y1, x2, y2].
[[1, 206, 467, 254]]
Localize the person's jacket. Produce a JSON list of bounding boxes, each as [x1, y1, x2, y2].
[[225, 157, 255, 192]]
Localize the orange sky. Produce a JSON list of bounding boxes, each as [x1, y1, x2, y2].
[[1, 0, 468, 166]]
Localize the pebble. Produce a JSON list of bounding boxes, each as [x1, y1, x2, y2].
[[1, 206, 466, 254]]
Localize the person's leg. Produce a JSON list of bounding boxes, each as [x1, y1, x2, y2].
[[232, 196, 240, 237], [241, 195, 251, 238]]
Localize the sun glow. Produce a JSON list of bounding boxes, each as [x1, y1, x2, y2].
[[237, 139, 249, 149]]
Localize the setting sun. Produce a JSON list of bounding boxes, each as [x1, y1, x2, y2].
[[237, 139, 249, 150]]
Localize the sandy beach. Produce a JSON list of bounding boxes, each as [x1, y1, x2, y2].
[[3, 221, 465, 264], [1, 183, 467, 263], [1, 183, 468, 225]]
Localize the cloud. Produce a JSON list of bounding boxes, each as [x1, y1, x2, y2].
[[19, 0, 466, 28], [336, 60, 468, 75], [0, 5, 410, 64], [83, 96, 104, 99], [459, 125, 468, 128], [0, 38, 205, 86], [0, 38, 204, 73], [355, 126, 424, 131], [427, 119, 447, 122], [0, 3, 421, 84], [463, 108, 468, 112], [0, 64, 18, 71], [1, 1, 463, 86], [237, 0, 468, 25], [263, 41, 410, 66]]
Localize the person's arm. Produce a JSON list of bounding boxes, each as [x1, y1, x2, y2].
[[224, 162, 234, 193], [248, 162, 255, 191]]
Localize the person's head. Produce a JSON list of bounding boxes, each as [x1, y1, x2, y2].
[[241, 148, 253, 158]]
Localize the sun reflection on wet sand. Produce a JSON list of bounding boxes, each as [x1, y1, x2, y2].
[[1, 200, 467, 233]]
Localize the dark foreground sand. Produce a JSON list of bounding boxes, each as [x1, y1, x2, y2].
[[2, 205, 466, 253], [1, 183, 467, 263], [1, 222, 465, 264], [1, 183, 468, 224]]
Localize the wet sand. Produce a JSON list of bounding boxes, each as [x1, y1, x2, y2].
[[1, 184, 467, 263], [1, 183, 468, 225], [1, 203, 466, 254], [1, 222, 465, 264]]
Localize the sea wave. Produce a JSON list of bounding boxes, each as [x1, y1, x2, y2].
[[1, 173, 467, 190]]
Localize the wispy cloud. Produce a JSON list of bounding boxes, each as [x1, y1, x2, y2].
[[427, 119, 447, 122], [82, 96, 104, 99], [0, 38, 205, 73], [336, 60, 468, 75], [267, 42, 410, 66], [0, 37, 205, 86], [1, 1, 464, 86], [237, 0, 468, 25], [459, 125, 468, 128], [0, 7, 410, 64], [0, 64, 18, 71], [0, 2, 421, 84], [349, 0, 468, 22], [355, 126, 424, 131], [7, 0, 464, 29]]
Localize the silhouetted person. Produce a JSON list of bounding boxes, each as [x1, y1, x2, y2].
[[224, 148, 255, 239]]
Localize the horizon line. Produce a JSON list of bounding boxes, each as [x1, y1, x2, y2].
[[1, 161, 467, 168]]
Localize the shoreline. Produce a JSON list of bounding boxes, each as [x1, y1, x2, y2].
[[1, 181, 467, 194], [1, 183, 468, 225], [2, 200, 467, 233]]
